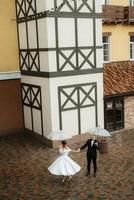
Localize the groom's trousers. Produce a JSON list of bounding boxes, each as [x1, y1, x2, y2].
[[87, 156, 97, 174]]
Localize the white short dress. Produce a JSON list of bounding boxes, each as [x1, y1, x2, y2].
[[48, 147, 81, 176]]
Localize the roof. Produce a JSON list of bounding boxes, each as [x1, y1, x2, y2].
[[103, 61, 134, 96]]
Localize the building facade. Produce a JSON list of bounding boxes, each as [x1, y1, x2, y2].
[[1, 0, 133, 141], [0, 0, 23, 136], [102, 0, 134, 131], [16, 0, 103, 144]]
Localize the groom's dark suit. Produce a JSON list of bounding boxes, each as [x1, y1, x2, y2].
[[80, 139, 99, 176]]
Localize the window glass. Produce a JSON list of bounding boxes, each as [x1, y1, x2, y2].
[[103, 36, 110, 62], [130, 36, 134, 42], [106, 102, 113, 110], [104, 99, 124, 131], [130, 36, 134, 59]]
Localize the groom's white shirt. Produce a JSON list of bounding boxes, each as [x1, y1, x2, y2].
[[91, 140, 94, 147]]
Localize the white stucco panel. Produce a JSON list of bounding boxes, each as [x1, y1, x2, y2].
[[58, 18, 75, 47], [33, 109, 42, 135], [36, 0, 46, 13], [21, 76, 52, 137], [38, 18, 48, 48], [39, 52, 49, 72], [18, 23, 27, 49], [27, 21, 37, 48], [96, 19, 102, 46], [78, 19, 93, 46], [47, 18, 56, 48], [45, 0, 55, 11], [96, 49, 103, 68], [23, 106, 32, 130], [81, 107, 96, 133], [62, 110, 78, 138], [36, 0, 54, 13], [95, 0, 102, 13]]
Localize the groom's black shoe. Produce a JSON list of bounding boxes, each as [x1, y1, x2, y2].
[[86, 172, 90, 176]]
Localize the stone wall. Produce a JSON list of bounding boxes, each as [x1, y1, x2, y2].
[[124, 96, 134, 129]]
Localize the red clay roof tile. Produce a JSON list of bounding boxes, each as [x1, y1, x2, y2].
[[104, 61, 134, 96]]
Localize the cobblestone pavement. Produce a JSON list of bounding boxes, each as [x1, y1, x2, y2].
[[0, 129, 134, 200]]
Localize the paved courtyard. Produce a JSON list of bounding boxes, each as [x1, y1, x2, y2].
[[0, 129, 134, 200]]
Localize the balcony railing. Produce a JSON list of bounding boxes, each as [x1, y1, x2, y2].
[[124, 6, 134, 22], [102, 5, 134, 24], [102, 5, 124, 23]]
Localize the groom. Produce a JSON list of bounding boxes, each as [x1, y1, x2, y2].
[[78, 134, 99, 177]]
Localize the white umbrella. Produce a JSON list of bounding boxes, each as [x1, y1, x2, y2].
[[47, 130, 71, 141], [87, 127, 111, 137]]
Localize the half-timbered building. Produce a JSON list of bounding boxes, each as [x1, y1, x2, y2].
[[16, 0, 103, 144]]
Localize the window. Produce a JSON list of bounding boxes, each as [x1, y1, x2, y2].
[[103, 35, 110, 62], [102, 0, 109, 5], [130, 0, 134, 6], [130, 36, 134, 60], [104, 98, 124, 131]]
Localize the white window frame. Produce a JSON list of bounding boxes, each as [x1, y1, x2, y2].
[[102, 0, 110, 5], [130, 0, 134, 6], [130, 36, 134, 60], [103, 35, 111, 63]]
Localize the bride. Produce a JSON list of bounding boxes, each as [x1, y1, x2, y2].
[[48, 140, 81, 182]]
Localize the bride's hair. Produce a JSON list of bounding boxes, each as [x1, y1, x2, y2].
[[61, 140, 67, 147]]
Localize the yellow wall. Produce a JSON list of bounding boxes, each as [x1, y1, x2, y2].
[[103, 25, 133, 62], [110, 0, 129, 6], [0, 0, 19, 72]]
